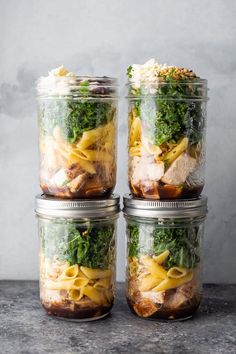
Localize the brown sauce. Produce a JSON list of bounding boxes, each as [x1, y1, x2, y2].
[[41, 184, 114, 199], [126, 297, 200, 320], [129, 181, 204, 200], [42, 301, 113, 320]]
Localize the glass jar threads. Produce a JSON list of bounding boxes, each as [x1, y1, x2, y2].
[[126, 60, 208, 199], [35, 194, 119, 321], [123, 194, 207, 320], [37, 68, 118, 198]]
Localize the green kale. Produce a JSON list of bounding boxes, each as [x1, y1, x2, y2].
[[40, 222, 115, 269], [128, 221, 200, 269], [127, 65, 133, 79], [39, 98, 114, 143]]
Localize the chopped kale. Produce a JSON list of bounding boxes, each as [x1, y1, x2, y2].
[[128, 221, 200, 269]]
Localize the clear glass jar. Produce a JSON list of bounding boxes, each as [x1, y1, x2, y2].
[[35, 194, 119, 321], [127, 79, 208, 199], [123, 195, 207, 320], [37, 76, 118, 198]]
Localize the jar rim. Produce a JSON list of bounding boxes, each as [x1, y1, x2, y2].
[[35, 194, 120, 218], [123, 194, 207, 219]]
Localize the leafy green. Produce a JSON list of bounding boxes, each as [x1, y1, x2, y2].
[[127, 65, 133, 79], [128, 67, 205, 146], [128, 222, 200, 269], [39, 98, 114, 143], [40, 222, 115, 269]]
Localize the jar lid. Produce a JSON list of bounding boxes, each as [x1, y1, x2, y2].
[[123, 194, 207, 219], [35, 194, 120, 218]]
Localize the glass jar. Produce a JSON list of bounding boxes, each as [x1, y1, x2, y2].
[[123, 195, 207, 320], [35, 194, 119, 321], [37, 76, 118, 198], [127, 78, 208, 199]]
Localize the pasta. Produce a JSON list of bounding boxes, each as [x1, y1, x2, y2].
[[140, 255, 168, 279], [138, 274, 162, 292], [80, 266, 112, 279], [59, 264, 79, 280], [167, 267, 188, 279], [152, 271, 193, 292], [153, 250, 170, 265], [83, 285, 107, 305]]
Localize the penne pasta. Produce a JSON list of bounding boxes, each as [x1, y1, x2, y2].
[[94, 277, 111, 290], [83, 285, 107, 305], [153, 250, 170, 265], [167, 267, 188, 279], [138, 274, 162, 291], [80, 267, 112, 280], [59, 264, 79, 280], [69, 289, 84, 302], [140, 255, 168, 279], [153, 271, 193, 292], [72, 277, 89, 289], [44, 279, 76, 290]]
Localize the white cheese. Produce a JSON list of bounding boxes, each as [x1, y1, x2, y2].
[[53, 169, 68, 187]]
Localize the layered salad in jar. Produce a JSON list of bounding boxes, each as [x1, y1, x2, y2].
[[37, 66, 117, 198], [40, 219, 116, 320], [127, 59, 207, 199], [126, 220, 202, 320]]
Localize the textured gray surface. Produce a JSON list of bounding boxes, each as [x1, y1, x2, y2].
[[0, 281, 236, 354], [1, 0, 236, 282]]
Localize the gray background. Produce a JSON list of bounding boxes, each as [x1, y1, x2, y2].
[[0, 0, 235, 283]]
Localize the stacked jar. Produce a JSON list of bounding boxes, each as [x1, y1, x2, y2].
[[124, 59, 208, 320], [35, 66, 119, 321]]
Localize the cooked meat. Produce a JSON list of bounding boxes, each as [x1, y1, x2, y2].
[[67, 173, 88, 193], [141, 181, 160, 199], [131, 157, 164, 184], [141, 290, 165, 304], [66, 164, 83, 180], [161, 152, 197, 185], [146, 162, 164, 181], [133, 298, 159, 317], [164, 279, 198, 310]]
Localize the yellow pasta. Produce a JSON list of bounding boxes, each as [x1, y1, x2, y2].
[[81, 150, 113, 162], [73, 277, 89, 288], [153, 250, 170, 265], [94, 277, 111, 290], [66, 153, 96, 174], [153, 271, 193, 292], [59, 264, 79, 280], [138, 274, 162, 291], [80, 267, 112, 280], [129, 145, 141, 157], [167, 267, 188, 279], [77, 126, 104, 150], [129, 117, 142, 147], [69, 289, 84, 302], [140, 255, 168, 279], [44, 279, 76, 290], [83, 285, 107, 305]]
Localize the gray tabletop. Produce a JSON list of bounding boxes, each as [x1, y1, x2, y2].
[[0, 281, 236, 354]]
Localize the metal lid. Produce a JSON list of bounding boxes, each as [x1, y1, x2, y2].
[[123, 194, 207, 219], [35, 194, 120, 218]]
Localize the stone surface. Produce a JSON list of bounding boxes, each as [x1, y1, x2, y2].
[[0, 281, 236, 354]]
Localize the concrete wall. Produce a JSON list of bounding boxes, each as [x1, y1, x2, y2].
[[0, 0, 236, 282]]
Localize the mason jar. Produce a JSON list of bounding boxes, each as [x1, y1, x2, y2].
[[35, 194, 119, 321], [123, 195, 207, 320], [37, 75, 118, 198], [127, 77, 208, 199]]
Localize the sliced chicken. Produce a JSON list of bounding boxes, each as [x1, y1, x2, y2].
[[161, 152, 197, 185], [67, 173, 88, 193], [133, 298, 158, 317], [141, 290, 165, 304]]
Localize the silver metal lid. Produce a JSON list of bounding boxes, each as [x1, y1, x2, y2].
[[123, 194, 207, 219], [35, 194, 120, 218]]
